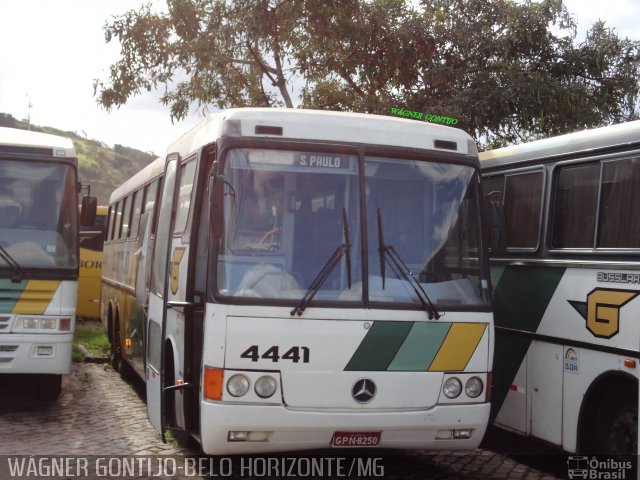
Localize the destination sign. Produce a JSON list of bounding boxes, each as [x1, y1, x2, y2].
[[294, 153, 350, 169]]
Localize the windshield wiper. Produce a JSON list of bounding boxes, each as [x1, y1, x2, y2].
[[291, 208, 352, 316], [0, 244, 25, 282], [376, 209, 441, 320]]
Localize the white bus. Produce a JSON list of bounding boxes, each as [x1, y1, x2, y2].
[[101, 108, 493, 454], [480, 121, 640, 455], [0, 127, 88, 400]]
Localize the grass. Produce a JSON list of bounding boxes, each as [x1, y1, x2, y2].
[[72, 319, 110, 362]]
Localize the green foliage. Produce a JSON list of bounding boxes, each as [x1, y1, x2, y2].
[[72, 320, 110, 361], [94, 0, 640, 147], [94, 0, 302, 118], [0, 113, 155, 204]]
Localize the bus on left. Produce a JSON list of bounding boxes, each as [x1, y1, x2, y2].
[[0, 127, 95, 400]]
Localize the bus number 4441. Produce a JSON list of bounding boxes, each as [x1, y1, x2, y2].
[[241, 345, 310, 363]]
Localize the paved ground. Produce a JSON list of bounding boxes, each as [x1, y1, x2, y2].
[[0, 362, 573, 479]]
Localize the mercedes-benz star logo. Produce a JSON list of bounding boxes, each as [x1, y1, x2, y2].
[[352, 378, 376, 404]]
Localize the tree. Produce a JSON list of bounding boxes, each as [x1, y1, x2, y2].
[[95, 0, 304, 117], [95, 0, 640, 147]]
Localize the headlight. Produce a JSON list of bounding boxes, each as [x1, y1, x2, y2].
[[226, 374, 250, 397], [23, 318, 39, 329], [465, 377, 484, 398], [40, 318, 56, 329], [18, 316, 71, 331], [443, 377, 462, 399], [254, 375, 277, 398]]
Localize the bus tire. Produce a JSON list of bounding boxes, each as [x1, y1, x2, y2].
[[37, 374, 62, 401], [594, 386, 638, 455]]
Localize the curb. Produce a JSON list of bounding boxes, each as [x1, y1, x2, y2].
[[78, 344, 110, 364]]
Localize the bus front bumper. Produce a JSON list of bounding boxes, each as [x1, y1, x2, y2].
[[0, 333, 73, 374], [199, 402, 490, 455]]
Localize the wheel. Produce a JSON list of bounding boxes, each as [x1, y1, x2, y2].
[[594, 388, 638, 455], [600, 404, 637, 455], [37, 374, 62, 401]]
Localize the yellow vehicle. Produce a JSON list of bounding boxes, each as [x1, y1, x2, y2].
[[77, 206, 107, 319]]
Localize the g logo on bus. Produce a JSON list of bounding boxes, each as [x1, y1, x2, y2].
[[569, 288, 639, 339]]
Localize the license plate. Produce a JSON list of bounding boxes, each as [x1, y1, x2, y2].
[[331, 431, 381, 448]]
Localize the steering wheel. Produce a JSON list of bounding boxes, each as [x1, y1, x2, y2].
[[258, 227, 281, 245]]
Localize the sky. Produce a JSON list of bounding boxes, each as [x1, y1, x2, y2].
[[0, 0, 638, 156]]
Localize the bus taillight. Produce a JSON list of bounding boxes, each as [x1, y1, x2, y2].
[[485, 372, 492, 402]]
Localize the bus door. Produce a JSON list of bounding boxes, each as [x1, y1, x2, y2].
[[163, 157, 198, 432], [147, 154, 180, 433]]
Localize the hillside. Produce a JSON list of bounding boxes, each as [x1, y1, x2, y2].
[[0, 113, 156, 205]]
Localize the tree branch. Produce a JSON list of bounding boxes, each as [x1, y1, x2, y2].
[[269, 5, 294, 108]]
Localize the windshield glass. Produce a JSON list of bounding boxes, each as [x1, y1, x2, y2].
[[217, 148, 361, 302], [215, 148, 488, 308], [0, 160, 78, 269], [365, 156, 487, 306]]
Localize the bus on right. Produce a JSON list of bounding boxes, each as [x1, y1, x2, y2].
[[479, 121, 640, 455]]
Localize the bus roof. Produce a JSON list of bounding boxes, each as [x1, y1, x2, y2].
[[168, 108, 476, 158], [0, 126, 76, 158], [479, 120, 640, 170], [109, 154, 164, 204], [110, 108, 477, 204]]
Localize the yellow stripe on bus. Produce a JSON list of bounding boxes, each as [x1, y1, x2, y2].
[[12, 280, 60, 315], [428, 323, 486, 372]]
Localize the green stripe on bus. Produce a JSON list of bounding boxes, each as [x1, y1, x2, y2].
[[490, 265, 566, 422], [388, 322, 452, 371], [0, 279, 27, 313], [345, 321, 414, 371]]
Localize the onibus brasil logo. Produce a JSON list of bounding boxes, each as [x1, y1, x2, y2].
[[567, 456, 633, 479]]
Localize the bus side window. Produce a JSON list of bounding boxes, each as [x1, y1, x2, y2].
[[503, 171, 543, 250], [117, 197, 128, 240], [598, 158, 640, 248], [150, 176, 162, 236], [142, 178, 159, 291], [121, 194, 134, 240], [552, 163, 599, 249], [481, 175, 505, 252], [110, 201, 120, 242], [174, 159, 197, 236], [129, 189, 143, 239]]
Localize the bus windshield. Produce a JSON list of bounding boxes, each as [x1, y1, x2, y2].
[[365, 156, 486, 307], [216, 147, 488, 308], [0, 160, 78, 269]]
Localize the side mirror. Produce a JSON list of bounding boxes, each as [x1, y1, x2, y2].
[[80, 196, 98, 227], [209, 176, 224, 239]]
